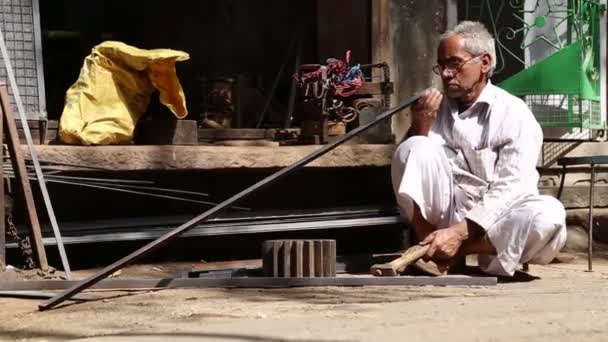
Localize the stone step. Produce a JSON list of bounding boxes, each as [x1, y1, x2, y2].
[[566, 208, 608, 244], [540, 186, 608, 209]]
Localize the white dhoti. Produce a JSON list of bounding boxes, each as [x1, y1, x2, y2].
[[391, 136, 567, 276]]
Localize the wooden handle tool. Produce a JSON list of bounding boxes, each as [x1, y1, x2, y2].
[[370, 244, 430, 276]]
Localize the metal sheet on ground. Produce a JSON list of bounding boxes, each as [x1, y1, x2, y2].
[[0, 276, 498, 291]]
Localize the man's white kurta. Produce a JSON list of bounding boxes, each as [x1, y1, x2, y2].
[[391, 82, 567, 276]]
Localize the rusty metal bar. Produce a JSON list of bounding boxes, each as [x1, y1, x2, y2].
[[38, 94, 420, 311]]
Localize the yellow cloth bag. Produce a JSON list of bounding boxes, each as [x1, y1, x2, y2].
[[59, 41, 190, 145]]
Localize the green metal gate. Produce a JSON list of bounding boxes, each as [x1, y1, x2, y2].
[[461, 0, 606, 129]]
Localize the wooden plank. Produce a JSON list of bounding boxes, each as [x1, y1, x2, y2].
[[371, 0, 390, 80], [0, 85, 48, 271], [0, 276, 498, 291], [22, 144, 398, 171]]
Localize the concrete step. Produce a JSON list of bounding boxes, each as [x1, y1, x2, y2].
[[540, 186, 608, 209], [566, 208, 608, 244]]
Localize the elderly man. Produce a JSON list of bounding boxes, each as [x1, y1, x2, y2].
[[391, 21, 567, 276]]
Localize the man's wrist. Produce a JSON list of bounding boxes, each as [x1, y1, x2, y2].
[[452, 222, 469, 240], [410, 121, 432, 136]]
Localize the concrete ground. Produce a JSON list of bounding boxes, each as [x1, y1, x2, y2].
[[0, 252, 606, 342]]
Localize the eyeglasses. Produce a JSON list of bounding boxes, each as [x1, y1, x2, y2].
[[432, 56, 480, 76]]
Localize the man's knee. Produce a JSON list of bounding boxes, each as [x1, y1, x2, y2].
[[526, 196, 567, 264], [531, 196, 566, 230], [393, 136, 440, 166]]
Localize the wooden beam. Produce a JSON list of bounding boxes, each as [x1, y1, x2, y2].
[[371, 0, 390, 81], [0, 85, 48, 271], [22, 144, 398, 171]]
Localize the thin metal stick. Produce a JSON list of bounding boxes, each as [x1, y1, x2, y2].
[[26, 158, 112, 171], [38, 94, 419, 311], [14, 170, 155, 185], [2, 172, 247, 211], [0, 28, 71, 279]]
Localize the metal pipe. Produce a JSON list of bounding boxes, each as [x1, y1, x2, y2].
[[38, 94, 420, 311], [588, 163, 595, 272]]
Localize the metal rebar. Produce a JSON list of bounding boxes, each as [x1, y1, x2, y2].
[[0, 28, 71, 279], [76, 182, 210, 198], [38, 94, 420, 310], [8, 170, 156, 186], [2, 172, 246, 211], [25, 158, 112, 171], [588, 163, 595, 272]]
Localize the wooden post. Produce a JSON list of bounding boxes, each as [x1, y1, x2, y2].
[[0, 83, 48, 271], [371, 0, 390, 82]]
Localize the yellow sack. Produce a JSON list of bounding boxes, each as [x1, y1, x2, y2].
[[59, 41, 190, 145]]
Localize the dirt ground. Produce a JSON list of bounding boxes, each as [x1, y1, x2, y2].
[[0, 253, 606, 342]]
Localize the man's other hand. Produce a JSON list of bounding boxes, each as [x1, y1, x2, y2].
[[410, 88, 443, 135], [420, 222, 468, 260]]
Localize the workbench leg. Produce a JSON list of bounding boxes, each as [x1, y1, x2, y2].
[[557, 165, 567, 199]]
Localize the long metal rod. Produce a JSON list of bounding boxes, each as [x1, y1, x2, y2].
[[43, 179, 248, 210], [1, 172, 248, 210], [26, 158, 111, 171], [8, 216, 401, 247], [588, 163, 595, 272], [39, 94, 419, 310], [14, 171, 155, 186], [0, 28, 71, 279]]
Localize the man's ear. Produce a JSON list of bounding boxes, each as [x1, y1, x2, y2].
[[480, 54, 492, 74]]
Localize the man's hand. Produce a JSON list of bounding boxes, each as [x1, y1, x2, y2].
[[420, 221, 468, 260], [409, 88, 443, 136]]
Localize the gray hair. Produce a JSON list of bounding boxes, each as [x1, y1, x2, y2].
[[440, 21, 496, 77]]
